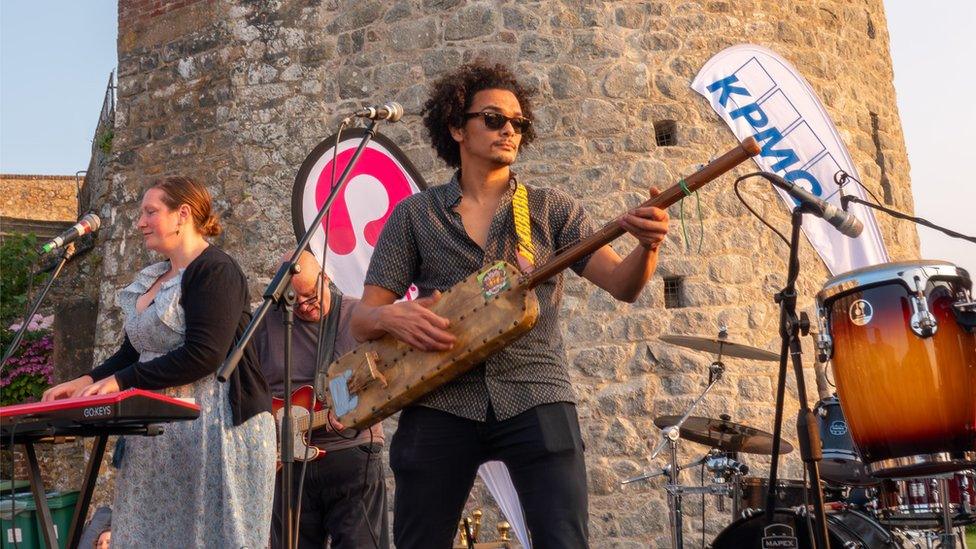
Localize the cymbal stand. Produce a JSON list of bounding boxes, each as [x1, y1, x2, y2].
[[938, 476, 957, 548], [643, 334, 727, 548], [623, 452, 734, 548]]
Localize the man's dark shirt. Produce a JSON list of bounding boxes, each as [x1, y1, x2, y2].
[[364, 172, 599, 421], [254, 297, 384, 450]]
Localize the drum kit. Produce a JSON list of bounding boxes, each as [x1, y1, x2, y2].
[[623, 260, 976, 548]]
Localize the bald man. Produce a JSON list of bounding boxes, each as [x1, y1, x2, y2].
[[253, 251, 388, 549]]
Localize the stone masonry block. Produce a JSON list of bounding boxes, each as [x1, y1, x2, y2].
[[444, 3, 498, 41]]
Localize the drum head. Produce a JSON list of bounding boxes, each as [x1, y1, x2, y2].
[[820, 457, 877, 487], [817, 260, 970, 304], [710, 509, 896, 549]]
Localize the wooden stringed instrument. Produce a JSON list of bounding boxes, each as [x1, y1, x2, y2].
[[324, 137, 761, 430]]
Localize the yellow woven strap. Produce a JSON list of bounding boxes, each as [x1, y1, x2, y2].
[[512, 182, 535, 273]]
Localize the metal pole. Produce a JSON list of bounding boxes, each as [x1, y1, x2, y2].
[[938, 476, 957, 548], [281, 286, 297, 549], [668, 438, 683, 549], [763, 207, 830, 548], [217, 119, 381, 382]]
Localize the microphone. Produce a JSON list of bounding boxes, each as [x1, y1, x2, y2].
[[40, 213, 101, 253], [764, 172, 863, 238], [706, 455, 749, 476], [348, 102, 404, 122]]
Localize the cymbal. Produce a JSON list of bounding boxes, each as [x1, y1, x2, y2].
[[653, 415, 794, 455], [659, 334, 780, 362]]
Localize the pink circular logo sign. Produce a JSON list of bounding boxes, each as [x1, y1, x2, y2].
[[292, 129, 426, 299]]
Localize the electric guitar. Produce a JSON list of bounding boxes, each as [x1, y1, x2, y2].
[[271, 385, 338, 466]]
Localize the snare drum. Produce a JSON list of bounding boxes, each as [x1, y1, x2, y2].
[[736, 477, 810, 512], [877, 470, 976, 528], [816, 261, 976, 478]]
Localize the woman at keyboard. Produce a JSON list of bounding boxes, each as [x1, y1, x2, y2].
[[42, 176, 275, 547]]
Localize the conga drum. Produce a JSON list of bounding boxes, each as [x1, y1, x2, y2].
[[816, 260, 975, 478]]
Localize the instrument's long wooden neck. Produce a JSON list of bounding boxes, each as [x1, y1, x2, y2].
[[520, 137, 760, 289]]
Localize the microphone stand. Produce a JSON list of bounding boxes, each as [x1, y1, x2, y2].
[[1, 243, 76, 367], [764, 205, 830, 549], [216, 118, 383, 549]]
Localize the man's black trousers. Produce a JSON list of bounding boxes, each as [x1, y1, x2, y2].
[[271, 442, 389, 549], [390, 402, 589, 549]]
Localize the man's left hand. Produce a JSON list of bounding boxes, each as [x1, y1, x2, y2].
[[620, 187, 670, 251]]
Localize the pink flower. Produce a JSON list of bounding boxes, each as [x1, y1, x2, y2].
[[0, 334, 54, 390], [8, 313, 54, 332]]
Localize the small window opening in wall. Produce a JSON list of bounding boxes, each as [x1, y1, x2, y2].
[[654, 120, 677, 147], [664, 276, 684, 309]]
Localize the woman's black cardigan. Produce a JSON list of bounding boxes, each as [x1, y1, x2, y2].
[[89, 245, 271, 426]]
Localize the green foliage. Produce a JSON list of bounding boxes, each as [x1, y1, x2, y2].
[[1, 373, 49, 406], [0, 234, 54, 403], [0, 233, 42, 326], [0, 328, 43, 362], [96, 128, 114, 154], [0, 334, 54, 405]]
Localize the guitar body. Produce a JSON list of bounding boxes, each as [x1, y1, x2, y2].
[[325, 262, 539, 430], [272, 385, 326, 466]]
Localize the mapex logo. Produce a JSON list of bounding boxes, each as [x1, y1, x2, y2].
[[704, 64, 842, 207], [83, 405, 113, 418], [762, 523, 799, 549], [829, 420, 848, 436]]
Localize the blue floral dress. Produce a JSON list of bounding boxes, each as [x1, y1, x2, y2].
[[110, 261, 276, 548]]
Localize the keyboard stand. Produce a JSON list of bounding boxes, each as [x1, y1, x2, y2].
[[23, 440, 58, 549], [12, 425, 164, 549]]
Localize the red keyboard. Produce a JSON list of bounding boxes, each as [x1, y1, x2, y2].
[[0, 389, 200, 439], [1, 389, 202, 549]]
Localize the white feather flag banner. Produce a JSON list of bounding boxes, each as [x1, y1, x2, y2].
[[692, 44, 889, 274]]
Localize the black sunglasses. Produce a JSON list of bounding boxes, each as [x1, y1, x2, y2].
[[463, 111, 532, 134]]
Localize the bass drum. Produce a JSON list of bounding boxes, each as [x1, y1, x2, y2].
[[710, 508, 899, 548]]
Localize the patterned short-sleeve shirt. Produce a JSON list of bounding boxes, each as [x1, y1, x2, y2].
[[364, 171, 599, 421]]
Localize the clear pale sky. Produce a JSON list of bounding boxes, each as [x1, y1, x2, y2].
[[1, 1, 972, 275], [885, 1, 975, 276]]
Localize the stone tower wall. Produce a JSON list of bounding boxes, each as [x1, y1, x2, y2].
[[0, 175, 79, 223], [94, 1, 917, 545]]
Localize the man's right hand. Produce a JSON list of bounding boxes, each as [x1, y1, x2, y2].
[[41, 375, 94, 402], [378, 291, 456, 352]]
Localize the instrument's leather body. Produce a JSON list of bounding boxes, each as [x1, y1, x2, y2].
[[326, 262, 539, 429]]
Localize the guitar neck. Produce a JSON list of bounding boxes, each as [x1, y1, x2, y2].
[[520, 137, 759, 289], [296, 408, 333, 434]]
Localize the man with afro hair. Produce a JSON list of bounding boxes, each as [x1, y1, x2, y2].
[[353, 61, 670, 548]]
